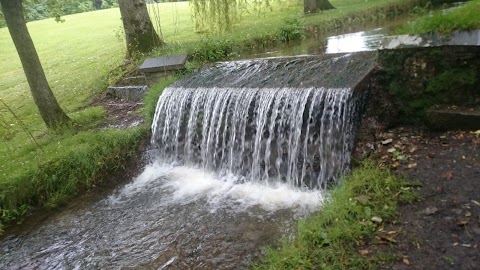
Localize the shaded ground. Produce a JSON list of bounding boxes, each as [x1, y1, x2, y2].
[[356, 127, 480, 269], [91, 94, 144, 129]]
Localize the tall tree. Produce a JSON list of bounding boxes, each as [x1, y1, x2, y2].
[[118, 0, 164, 57], [0, 0, 70, 129], [304, 0, 335, 14], [93, 0, 102, 10]]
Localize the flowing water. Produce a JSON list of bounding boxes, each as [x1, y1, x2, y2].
[[0, 19, 389, 270], [151, 87, 356, 189], [0, 162, 325, 269]]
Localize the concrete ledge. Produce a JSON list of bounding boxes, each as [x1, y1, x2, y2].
[[427, 107, 480, 130], [139, 54, 188, 73], [107, 85, 148, 101]]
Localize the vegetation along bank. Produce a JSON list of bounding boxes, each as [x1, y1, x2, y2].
[[0, 0, 473, 258]]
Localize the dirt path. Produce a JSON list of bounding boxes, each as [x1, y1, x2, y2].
[[361, 128, 480, 269]]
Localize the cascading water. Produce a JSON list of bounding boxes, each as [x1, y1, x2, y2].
[[151, 55, 370, 189], [0, 53, 376, 270]]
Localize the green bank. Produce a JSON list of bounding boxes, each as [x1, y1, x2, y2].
[[0, 0, 431, 233]]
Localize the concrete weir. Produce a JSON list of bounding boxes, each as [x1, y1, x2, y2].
[[151, 52, 378, 189]]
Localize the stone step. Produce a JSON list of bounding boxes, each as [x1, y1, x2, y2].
[[121, 75, 147, 85], [107, 85, 148, 101], [427, 106, 480, 130], [139, 54, 188, 73]]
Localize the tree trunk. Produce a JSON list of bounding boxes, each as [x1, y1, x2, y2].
[[118, 0, 164, 57], [304, 0, 335, 14], [0, 0, 70, 129], [93, 0, 103, 10]]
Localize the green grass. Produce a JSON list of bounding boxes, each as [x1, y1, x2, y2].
[[253, 161, 418, 270], [0, 0, 426, 232], [396, 0, 480, 34]]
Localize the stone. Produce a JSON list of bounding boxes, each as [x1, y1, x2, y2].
[[427, 107, 480, 130], [139, 54, 188, 73], [107, 85, 148, 101]]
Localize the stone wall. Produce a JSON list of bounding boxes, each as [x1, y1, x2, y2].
[[366, 46, 480, 127]]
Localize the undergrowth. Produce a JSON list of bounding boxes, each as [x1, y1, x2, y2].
[[0, 127, 146, 231], [396, 0, 480, 35], [253, 160, 418, 269]]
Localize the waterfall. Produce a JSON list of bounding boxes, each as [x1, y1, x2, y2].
[[150, 55, 374, 189], [151, 86, 360, 189]]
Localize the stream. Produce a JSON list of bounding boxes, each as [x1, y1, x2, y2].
[[0, 10, 442, 269]]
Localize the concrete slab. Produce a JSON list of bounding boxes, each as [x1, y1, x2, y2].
[[139, 54, 188, 73], [107, 85, 148, 101], [172, 52, 378, 90], [427, 107, 480, 130]]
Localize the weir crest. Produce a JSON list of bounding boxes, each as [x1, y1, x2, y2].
[[151, 53, 376, 189]]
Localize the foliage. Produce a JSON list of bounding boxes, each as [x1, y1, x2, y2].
[[277, 16, 305, 43], [144, 76, 179, 126], [377, 48, 480, 124], [396, 0, 480, 35], [0, 127, 146, 229], [191, 37, 234, 62], [0, 0, 119, 27], [191, 0, 275, 33], [253, 160, 418, 269]]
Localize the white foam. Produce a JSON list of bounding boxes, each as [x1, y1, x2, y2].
[[111, 161, 326, 214], [163, 164, 326, 214]]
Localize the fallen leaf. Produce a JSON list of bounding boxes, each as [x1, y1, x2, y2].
[[424, 207, 439, 215], [355, 195, 369, 205], [387, 147, 397, 153], [387, 230, 397, 235], [407, 163, 417, 169], [381, 138, 393, 145], [409, 146, 418, 153], [465, 211, 472, 217], [380, 235, 397, 243], [403, 257, 410, 265], [457, 220, 468, 226], [358, 249, 369, 255], [471, 200, 480, 206], [441, 171, 454, 180], [461, 244, 472, 247], [371, 216, 383, 223]]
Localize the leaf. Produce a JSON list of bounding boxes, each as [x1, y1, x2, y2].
[[355, 195, 369, 205], [457, 220, 468, 226], [387, 230, 397, 235], [387, 147, 396, 153], [403, 257, 410, 265], [381, 138, 393, 145], [441, 171, 454, 180], [358, 249, 369, 255], [424, 206, 439, 215], [407, 163, 417, 169], [371, 216, 383, 223], [465, 211, 472, 217], [380, 235, 397, 243]]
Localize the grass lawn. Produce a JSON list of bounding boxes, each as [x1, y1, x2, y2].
[[0, 0, 424, 232]]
